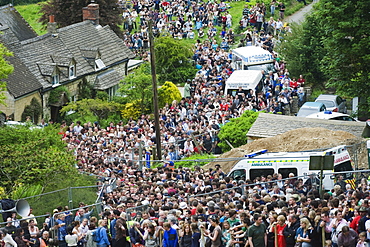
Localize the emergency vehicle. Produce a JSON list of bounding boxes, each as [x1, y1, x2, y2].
[[227, 145, 353, 190]]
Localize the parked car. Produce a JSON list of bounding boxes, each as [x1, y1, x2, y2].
[[297, 102, 326, 117], [315, 94, 347, 113], [306, 111, 358, 121]]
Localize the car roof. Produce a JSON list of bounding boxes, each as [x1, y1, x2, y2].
[[306, 111, 347, 119], [315, 94, 339, 100], [301, 102, 325, 108]]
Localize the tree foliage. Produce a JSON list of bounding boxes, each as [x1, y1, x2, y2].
[[21, 97, 42, 123], [121, 101, 142, 120], [278, 0, 370, 113], [0, 125, 76, 196], [78, 77, 94, 99], [318, 0, 370, 113], [218, 111, 259, 152], [154, 35, 197, 84], [39, 0, 123, 36], [158, 81, 182, 108], [0, 44, 13, 106], [119, 63, 153, 113], [60, 98, 122, 121], [277, 18, 328, 89]]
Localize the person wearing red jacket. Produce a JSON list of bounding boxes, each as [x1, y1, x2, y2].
[[350, 207, 367, 233]]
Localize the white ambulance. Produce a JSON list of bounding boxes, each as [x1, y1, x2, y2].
[[227, 145, 353, 190]]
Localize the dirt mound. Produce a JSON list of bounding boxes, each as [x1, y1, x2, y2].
[[205, 127, 366, 173]]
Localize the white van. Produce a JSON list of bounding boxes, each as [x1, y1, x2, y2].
[[231, 46, 275, 72], [224, 70, 263, 96], [227, 145, 353, 190]]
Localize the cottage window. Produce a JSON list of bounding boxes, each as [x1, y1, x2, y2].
[[95, 59, 106, 71], [52, 74, 60, 85], [69, 65, 76, 79]]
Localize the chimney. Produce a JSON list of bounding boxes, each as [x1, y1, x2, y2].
[[47, 15, 58, 35], [82, 3, 99, 25]]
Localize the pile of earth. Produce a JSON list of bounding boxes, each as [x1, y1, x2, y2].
[[204, 127, 367, 173]]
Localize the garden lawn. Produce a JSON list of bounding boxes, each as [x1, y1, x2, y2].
[[15, 2, 46, 35]]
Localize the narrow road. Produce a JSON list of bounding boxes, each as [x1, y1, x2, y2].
[[284, 1, 317, 24]]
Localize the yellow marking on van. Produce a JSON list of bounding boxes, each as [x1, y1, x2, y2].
[[247, 159, 309, 163]]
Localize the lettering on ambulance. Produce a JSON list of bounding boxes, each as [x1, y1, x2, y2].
[[334, 154, 349, 164], [251, 163, 273, 166]]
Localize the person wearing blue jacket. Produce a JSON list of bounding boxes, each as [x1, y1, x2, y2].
[[97, 219, 111, 247], [162, 222, 178, 247]]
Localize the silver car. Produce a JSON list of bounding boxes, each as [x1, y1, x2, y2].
[[315, 94, 347, 113]]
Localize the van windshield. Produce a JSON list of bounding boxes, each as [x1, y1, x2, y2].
[[229, 169, 246, 181], [246, 63, 275, 73], [334, 161, 353, 179]]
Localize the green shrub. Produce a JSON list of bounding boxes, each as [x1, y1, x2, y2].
[[158, 81, 182, 108], [175, 153, 216, 169], [218, 110, 259, 152]]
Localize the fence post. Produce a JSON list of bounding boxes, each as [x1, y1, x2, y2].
[[139, 141, 143, 171], [367, 140, 370, 169], [68, 187, 73, 210]]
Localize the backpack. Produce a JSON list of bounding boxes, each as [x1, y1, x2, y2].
[[92, 227, 102, 243]]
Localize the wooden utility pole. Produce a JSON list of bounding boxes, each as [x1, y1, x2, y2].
[[148, 20, 162, 161]]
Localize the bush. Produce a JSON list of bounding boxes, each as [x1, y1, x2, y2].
[[121, 101, 142, 121], [218, 110, 259, 152], [158, 81, 182, 108], [21, 97, 42, 124], [175, 153, 216, 169], [95, 91, 109, 101]]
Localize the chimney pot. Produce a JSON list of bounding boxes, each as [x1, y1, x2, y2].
[[49, 15, 55, 23], [82, 3, 100, 25], [47, 15, 57, 34]]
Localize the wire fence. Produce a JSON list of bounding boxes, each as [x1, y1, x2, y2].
[[0, 177, 117, 228], [124, 169, 370, 224]]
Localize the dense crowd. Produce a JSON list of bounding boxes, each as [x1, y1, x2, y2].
[[2, 167, 370, 247], [4, 1, 367, 247]]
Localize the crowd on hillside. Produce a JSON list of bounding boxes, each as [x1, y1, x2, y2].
[[5, 1, 366, 247], [118, 0, 292, 57]]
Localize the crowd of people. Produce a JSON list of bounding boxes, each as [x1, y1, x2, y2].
[[5, 1, 366, 247], [2, 168, 370, 247], [118, 0, 292, 58]]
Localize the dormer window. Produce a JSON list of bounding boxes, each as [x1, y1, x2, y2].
[[95, 58, 105, 71], [69, 63, 76, 79], [52, 74, 60, 85], [51, 65, 60, 86]]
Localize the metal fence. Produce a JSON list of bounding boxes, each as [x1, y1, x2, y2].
[[123, 169, 370, 227], [0, 177, 117, 228], [125, 204, 151, 224]]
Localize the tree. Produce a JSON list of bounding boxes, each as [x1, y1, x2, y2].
[[21, 97, 42, 123], [218, 111, 259, 152], [317, 0, 370, 114], [60, 98, 122, 122], [0, 44, 13, 106], [154, 35, 197, 84], [0, 125, 76, 196], [158, 81, 182, 108], [277, 17, 328, 89], [278, 0, 370, 114], [39, 0, 123, 36], [118, 63, 153, 113]]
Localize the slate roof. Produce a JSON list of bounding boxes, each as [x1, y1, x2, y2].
[[0, 4, 37, 42], [2, 20, 135, 95], [94, 69, 121, 90], [4, 55, 42, 98], [247, 113, 366, 138]]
